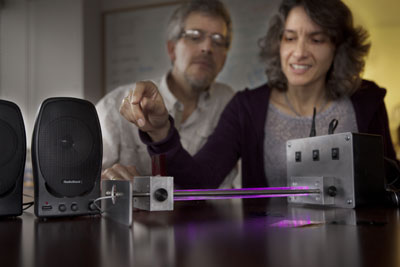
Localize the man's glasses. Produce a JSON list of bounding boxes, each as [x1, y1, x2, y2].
[[180, 29, 229, 48]]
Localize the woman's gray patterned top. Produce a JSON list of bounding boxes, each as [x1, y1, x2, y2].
[[263, 97, 358, 186]]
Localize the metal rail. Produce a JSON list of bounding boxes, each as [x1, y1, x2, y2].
[[132, 187, 321, 199]]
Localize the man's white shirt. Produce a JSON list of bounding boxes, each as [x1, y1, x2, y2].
[[96, 72, 239, 188]]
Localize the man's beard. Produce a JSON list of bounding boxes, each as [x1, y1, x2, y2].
[[184, 55, 217, 92], [184, 72, 214, 92]]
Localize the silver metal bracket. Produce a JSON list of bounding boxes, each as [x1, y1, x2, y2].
[[101, 180, 132, 227], [101, 176, 174, 227]]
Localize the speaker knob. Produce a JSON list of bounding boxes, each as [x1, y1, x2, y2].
[[71, 203, 78, 211], [88, 202, 97, 211], [58, 204, 67, 212]]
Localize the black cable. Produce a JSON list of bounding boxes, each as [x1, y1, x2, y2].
[[309, 107, 316, 137], [23, 194, 35, 211], [328, 119, 339, 134], [384, 157, 400, 188], [383, 157, 400, 207], [23, 201, 34, 210]]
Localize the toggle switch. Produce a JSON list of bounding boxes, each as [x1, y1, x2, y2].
[[332, 147, 339, 160], [295, 151, 302, 162], [312, 150, 319, 161]]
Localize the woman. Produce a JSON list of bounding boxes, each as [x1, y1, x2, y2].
[[121, 0, 397, 188]]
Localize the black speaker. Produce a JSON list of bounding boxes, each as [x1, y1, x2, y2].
[[0, 100, 26, 217], [32, 97, 102, 217]]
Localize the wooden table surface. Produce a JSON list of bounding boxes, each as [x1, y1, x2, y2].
[[1, 196, 399, 267]]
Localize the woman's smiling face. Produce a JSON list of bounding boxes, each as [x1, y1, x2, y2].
[[280, 6, 335, 90]]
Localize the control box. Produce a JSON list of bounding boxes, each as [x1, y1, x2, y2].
[[286, 132, 386, 208]]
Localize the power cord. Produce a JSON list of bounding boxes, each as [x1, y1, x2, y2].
[[384, 157, 400, 188], [308, 110, 339, 137], [92, 195, 119, 214], [328, 119, 339, 134], [23, 194, 34, 211], [384, 157, 400, 207]]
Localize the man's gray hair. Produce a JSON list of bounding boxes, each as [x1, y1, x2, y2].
[[166, 0, 232, 48]]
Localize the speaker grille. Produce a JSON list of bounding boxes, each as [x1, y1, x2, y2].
[[36, 99, 101, 197], [0, 120, 17, 167], [39, 118, 93, 168], [0, 100, 25, 197]]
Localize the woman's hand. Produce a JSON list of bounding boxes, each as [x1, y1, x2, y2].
[[120, 81, 170, 142], [101, 164, 139, 181]]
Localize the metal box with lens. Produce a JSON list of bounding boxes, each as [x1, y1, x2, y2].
[[286, 132, 386, 208]]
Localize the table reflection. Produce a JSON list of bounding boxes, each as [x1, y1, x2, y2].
[[20, 197, 400, 267], [34, 216, 101, 267], [0, 218, 22, 267]]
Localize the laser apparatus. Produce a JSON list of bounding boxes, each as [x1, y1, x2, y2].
[[100, 132, 399, 226]]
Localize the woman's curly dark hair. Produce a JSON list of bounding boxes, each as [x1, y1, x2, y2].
[[259, 0, 371, 99]]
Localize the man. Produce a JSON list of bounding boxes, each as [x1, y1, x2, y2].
[[97, 0, 238, 187]]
